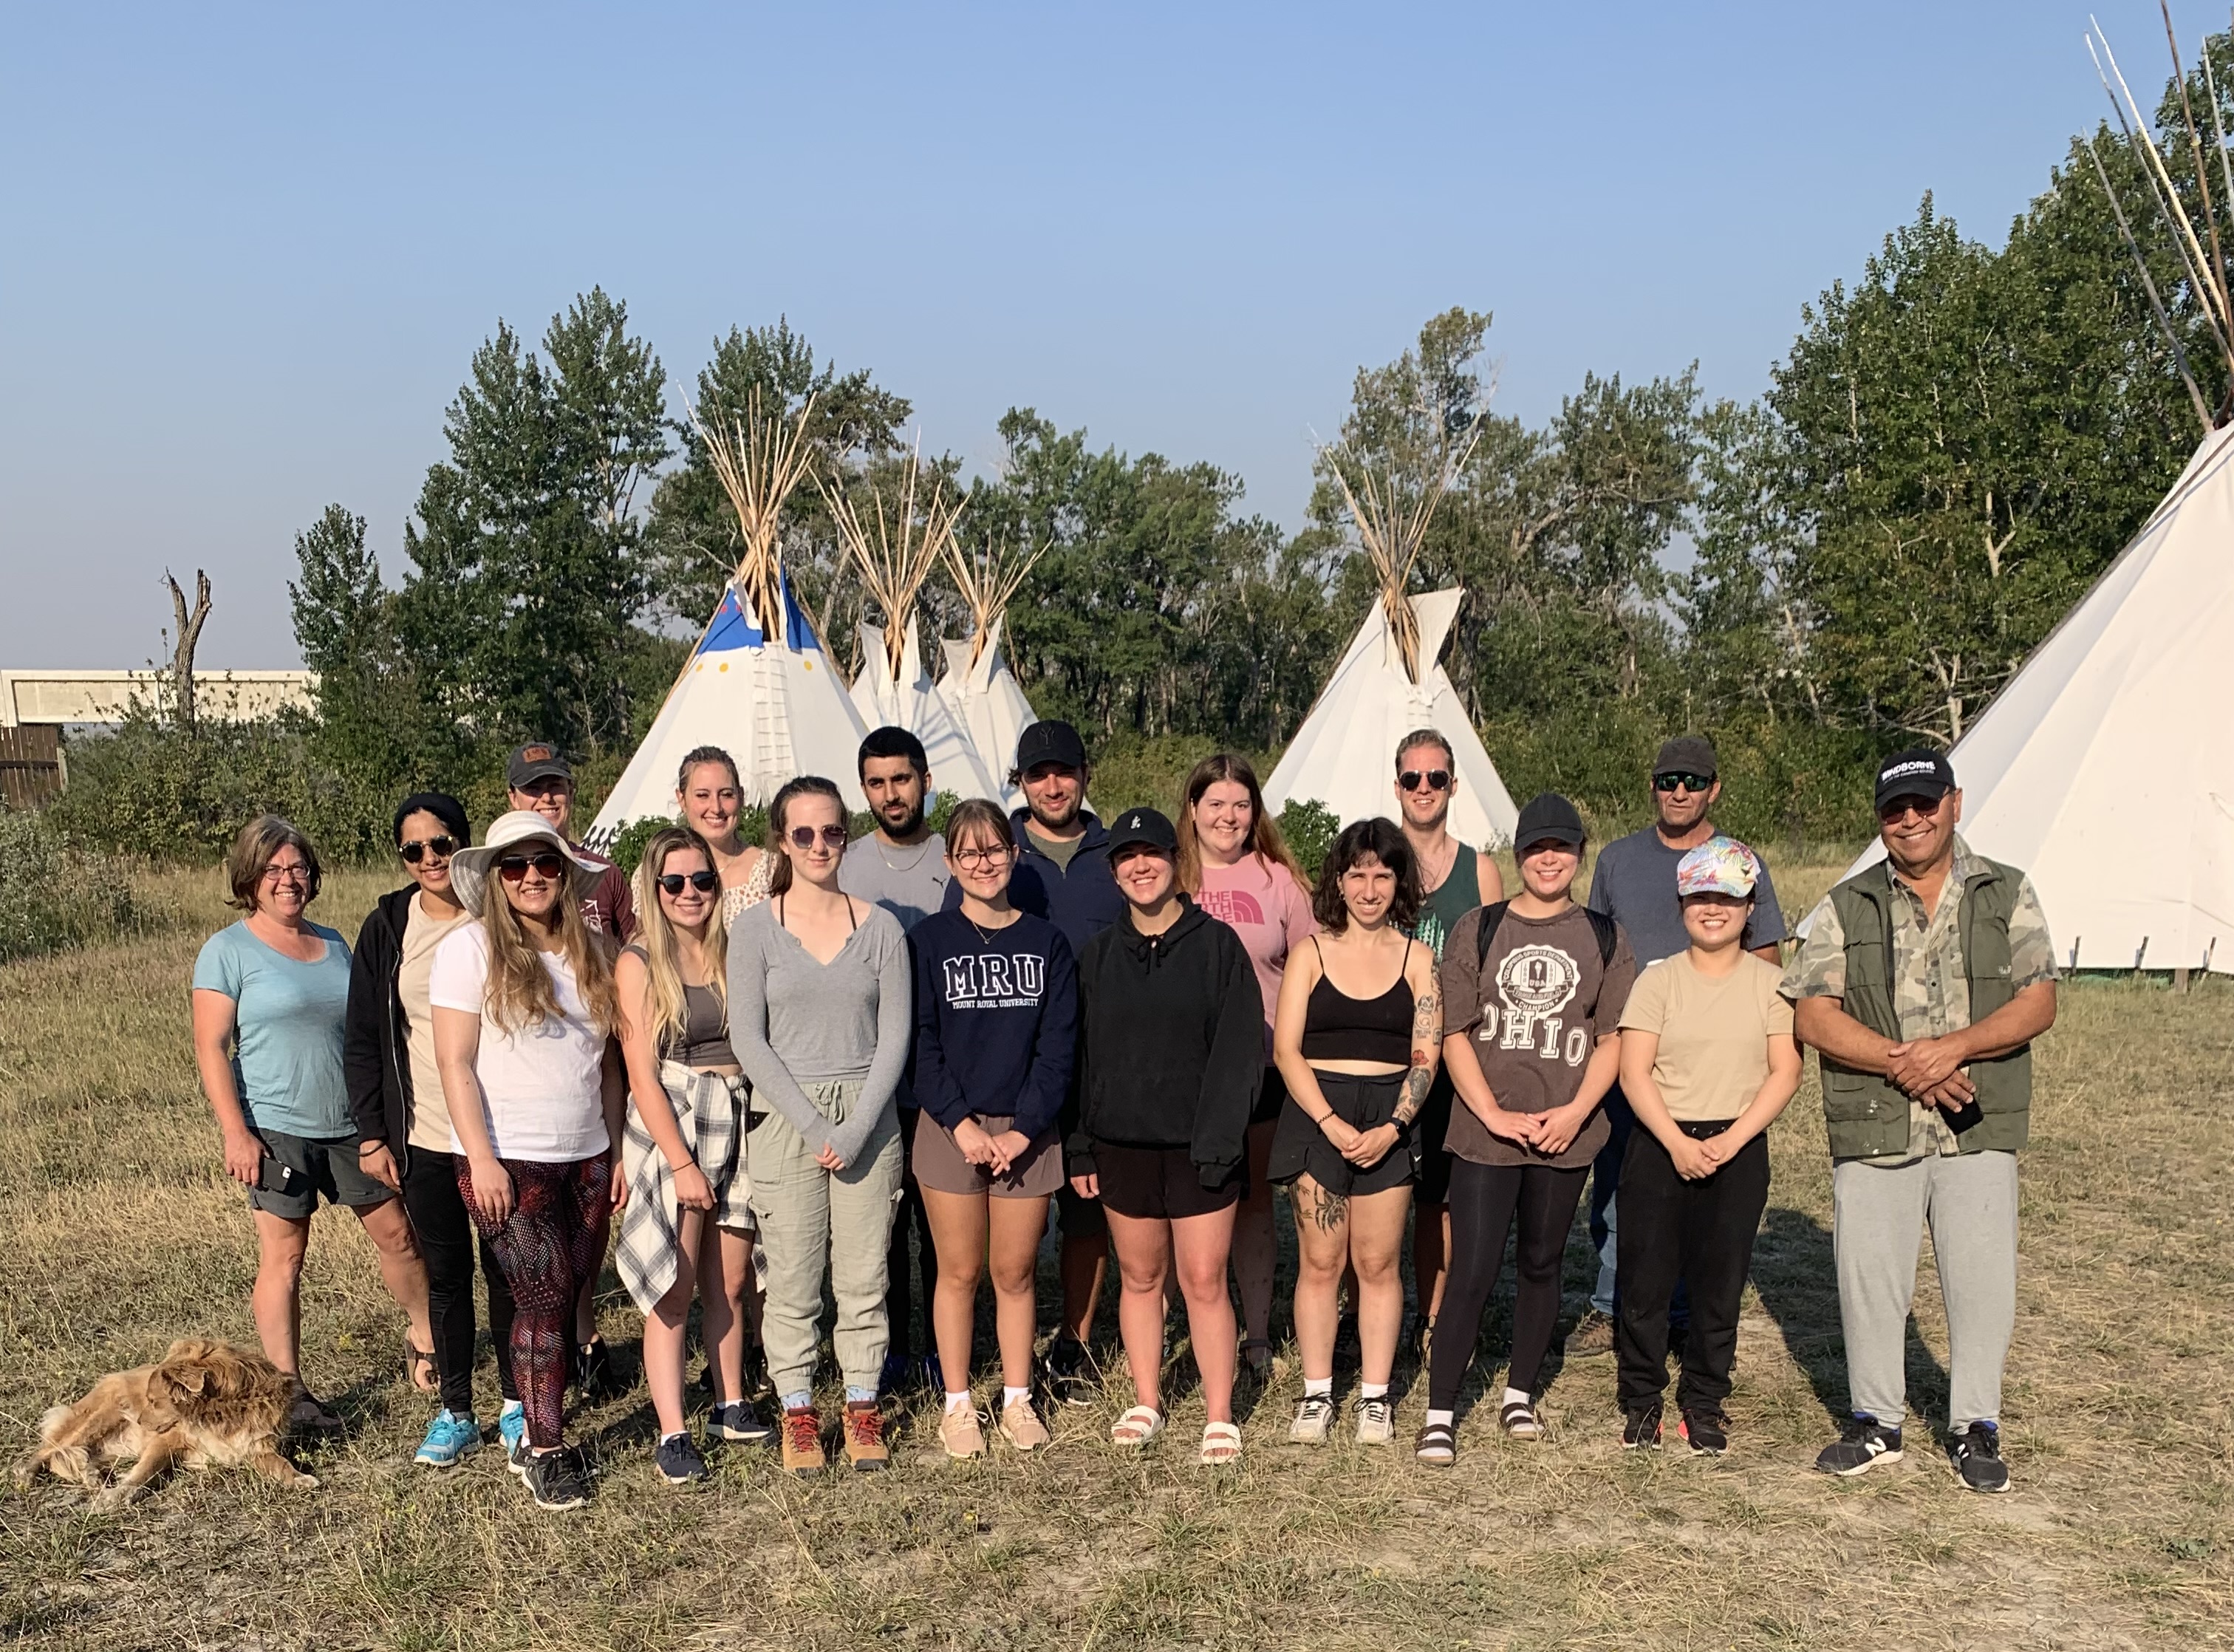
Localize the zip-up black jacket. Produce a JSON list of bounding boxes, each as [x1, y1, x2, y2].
[[344, 886, 420, 1163], [1067, 895, 1263, 1187], [943, 806, 1124, 955]]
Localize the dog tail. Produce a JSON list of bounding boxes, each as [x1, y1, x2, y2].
[[16, 1408, 78, 1487]]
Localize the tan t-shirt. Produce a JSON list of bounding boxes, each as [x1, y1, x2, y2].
[[1618, 951, 1794, 1123], [400, 892, 472, 1153], [1439, 904, 1638, 1169]]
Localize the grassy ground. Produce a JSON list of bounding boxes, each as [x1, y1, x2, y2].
[[1, 861, 2230, 1651]]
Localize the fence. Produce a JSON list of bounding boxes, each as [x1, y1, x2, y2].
[[0, 726, 64, 809]]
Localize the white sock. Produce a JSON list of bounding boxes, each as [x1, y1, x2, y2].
[[1362, 1382, 1388, 1400], [1426, 1407, 1455, 1427], [660, 1430, 685, 1445], [944, 1390, 972, 1414], [1304, 1376, 1333, 1399], [1503, 1385, 1531, 1410], [1002, 1385, 1031, 1409]]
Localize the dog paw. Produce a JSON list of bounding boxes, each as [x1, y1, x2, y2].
[[293, 1471, 319, 1491]]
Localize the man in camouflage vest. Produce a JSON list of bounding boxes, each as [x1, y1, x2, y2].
[[1780, 749, 2057, 1493]]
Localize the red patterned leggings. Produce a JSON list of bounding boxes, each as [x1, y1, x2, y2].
[[457, 1153, 612, 1450]]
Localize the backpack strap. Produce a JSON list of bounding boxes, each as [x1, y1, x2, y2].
[[1474, 900, 1617, 969], [1473, 901, 1512, 972], [1584, 908, 1619, 969]]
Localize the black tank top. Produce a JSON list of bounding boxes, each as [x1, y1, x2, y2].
[[1299, 937, 1414, 1065]]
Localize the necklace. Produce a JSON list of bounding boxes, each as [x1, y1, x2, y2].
[[1416, 834, 1458, 895], [966, 908, 1019, 945], [875, 834, 937, 873]]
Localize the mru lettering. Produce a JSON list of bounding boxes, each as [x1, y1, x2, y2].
[[943, 951, 1047, 1009]]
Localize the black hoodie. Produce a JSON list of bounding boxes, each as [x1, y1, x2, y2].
[[1068, 894, 1263, 1187]]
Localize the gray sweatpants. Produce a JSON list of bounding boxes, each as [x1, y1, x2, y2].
[[1832, 1149, 2017, 1432], [746, 1080, 904, 1404]]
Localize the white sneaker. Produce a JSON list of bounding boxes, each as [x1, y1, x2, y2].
[[1355, 1396, 1395, 1445], [1289, 1393, 1336, 1443]]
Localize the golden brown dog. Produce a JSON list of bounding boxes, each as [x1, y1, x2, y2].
[[17, 1338, 317, 1509]]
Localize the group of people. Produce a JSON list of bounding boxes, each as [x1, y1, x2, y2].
[[191, 713, 2057, 1510]]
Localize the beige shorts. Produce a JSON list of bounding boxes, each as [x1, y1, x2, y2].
[[910, 1110, 1064, 1199]]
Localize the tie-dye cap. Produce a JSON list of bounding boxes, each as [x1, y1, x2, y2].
[[1675, 835, 1760, 898]]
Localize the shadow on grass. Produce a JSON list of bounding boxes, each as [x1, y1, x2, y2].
[[1750, 1205, 1951, 1429]]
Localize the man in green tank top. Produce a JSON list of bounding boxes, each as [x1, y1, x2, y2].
[[1393, 728, 1506, 1358]]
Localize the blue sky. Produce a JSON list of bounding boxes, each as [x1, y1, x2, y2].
[[0, 1, 2210, 666]]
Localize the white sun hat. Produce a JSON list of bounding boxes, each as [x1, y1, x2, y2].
[[448, 809, 604, 917]]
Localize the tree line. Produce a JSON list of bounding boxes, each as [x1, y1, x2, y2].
[[51, 34, 2233, 863]]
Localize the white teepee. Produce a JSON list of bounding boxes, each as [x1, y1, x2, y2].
[[587, 393, 871, 844], [1835, 422, 2234, 973], [851, 621, 1003, 800], [938, 534, 1046, 804], [1265, 587, 1518, 849]]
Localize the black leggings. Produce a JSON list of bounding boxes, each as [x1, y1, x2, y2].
[[460, 1154, 611, 1450], [1429, 1158, 1588, 1410], [402, 1148, 518, 1416], [884, 1112, 939, 1359]]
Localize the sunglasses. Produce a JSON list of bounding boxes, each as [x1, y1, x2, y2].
[[1653, 772, 1713, 793], [1398, 768, 1452, 793], [787, 825, 850, 850], [657, 870, 720, 895], [496, 851, 567, 881], [399, 836, 457, 864], [1877, 794, 1946, 825]]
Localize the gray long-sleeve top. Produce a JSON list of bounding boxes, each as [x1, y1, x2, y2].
[[725, 896, 913, 1165]]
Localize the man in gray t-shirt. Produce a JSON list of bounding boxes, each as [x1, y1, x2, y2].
[[1571, 735, 1790, 1346], [838, 727, 952, 1395]]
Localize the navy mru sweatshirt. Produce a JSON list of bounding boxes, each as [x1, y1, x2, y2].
[[909, 909, 1078, 1144]]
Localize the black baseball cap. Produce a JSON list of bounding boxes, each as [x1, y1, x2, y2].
[[1014, 719, 1088, 774], [1513, 792, 1587, 851], [1653, 734, 1718, 781], [1873, 748, 1956, 809], [507, 741, 573, 791], [1107, 806, 1177, 856]]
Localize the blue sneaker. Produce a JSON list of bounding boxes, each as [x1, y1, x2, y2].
[[414, 1409, 482, 1468], [499, 1402, 530, 1475]]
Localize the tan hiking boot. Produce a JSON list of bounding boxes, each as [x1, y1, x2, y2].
[[939, 1403, 986, 1458], [779, 1405, 826, 1476], [999, 1396, 1051, 1452], [841, 1400, 889, 1472], [1565, 1310, 1616, 1358]]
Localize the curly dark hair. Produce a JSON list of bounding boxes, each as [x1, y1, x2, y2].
[[1311, 817, 1421, 933]]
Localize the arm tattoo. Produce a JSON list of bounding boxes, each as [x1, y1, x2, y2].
[[1394, 977, 1441, 1127]]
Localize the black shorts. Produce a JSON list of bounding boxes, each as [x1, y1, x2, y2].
[[1056, 1178, 1107, 1239], [1250, 1061, 1288, 1127], [1415, 1070, 1456, 1205], [1267, 1071, 1418, 1198], [1090, 1142, 1243, 1222]]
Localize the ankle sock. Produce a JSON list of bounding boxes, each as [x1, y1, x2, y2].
[[1002, 1385, 1031, 1409], [1426, 1407, 1455, 1428], [1304, 1376, 1333, 1399], [660, 1430, 685, 1445], [944, 1391, 972, 1414], [844, 1385, 875, 1406], [1503, 1385, 1531, 1410], [1361, 1382, 1389, 1401], [782, 1391, 813, 1413]]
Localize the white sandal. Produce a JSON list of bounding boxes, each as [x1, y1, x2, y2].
[[1198, 1420, 1243, 1465], [1111, 1405, 1164, 1447]]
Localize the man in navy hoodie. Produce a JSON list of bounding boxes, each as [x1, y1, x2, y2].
[[946, 719, 1123, 1402]]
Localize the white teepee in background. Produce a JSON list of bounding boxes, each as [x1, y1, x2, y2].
[[1838, 421, 2234, 972], [588, 393, 870, 844], [1265, 426, 1517, 847], [938, 533, 1046, 805]]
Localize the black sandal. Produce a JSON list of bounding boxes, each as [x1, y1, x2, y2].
[[1500, 1399, 1545, 1439], [1415, 1421, 1456, 1467], [405, 1344, 437, 1393]]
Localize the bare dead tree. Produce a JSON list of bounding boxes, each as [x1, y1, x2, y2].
[[164, 569, 212, 731]]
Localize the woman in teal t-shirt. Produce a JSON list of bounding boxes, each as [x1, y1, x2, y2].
[[191, 816, 433, 1434]]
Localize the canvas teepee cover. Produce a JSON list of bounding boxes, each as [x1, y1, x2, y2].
[[587, 395, 871, 844], [1265, 587, 1517, 849], [851, 621, 1002, 800], [1837, 423, 2234, 973], [937, 535, 1045, 804]]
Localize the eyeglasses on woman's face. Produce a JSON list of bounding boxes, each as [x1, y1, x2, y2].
[[1398, 768, 1452, 793], [399, 836, 457, 864], [787, 824, 849, 850], [657, 869, 720, 895], [261, 859, 309, 885], [952, 842, 1014, 870], [496, 850, 567, 881]]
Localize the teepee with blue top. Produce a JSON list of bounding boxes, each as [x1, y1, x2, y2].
[[587, 394, 871, 844]]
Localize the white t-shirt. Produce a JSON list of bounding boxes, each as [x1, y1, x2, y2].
[[428, 922, 609, 1163]]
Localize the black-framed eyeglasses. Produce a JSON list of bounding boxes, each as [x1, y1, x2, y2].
[[496, 851, 567, 881], [400, 836, 457, 864], [952, 844, 1014, 869], [657, 870, 720, 895], [1398, 768, 1452, 793], [787, 825, 850, 849], [1653, 772, 1713, 793]]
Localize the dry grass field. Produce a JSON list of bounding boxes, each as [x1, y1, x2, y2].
[[1, 860, 2230, 1651]]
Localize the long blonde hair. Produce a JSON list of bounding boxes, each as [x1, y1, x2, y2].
[[629, 825, 729, 1054], [479, 855, 618, 1036]]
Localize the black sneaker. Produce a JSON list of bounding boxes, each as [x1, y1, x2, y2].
[[654, 1433, 708, 1485], [574, 1337, 621, 1402], [1044, 1338, 1096, 1408], [741, 1342, 774, 1404], [1622, 1405, 1663, 1450], [1815, 1413, 1903, 1476], [1678, 1407, 1729, 1456], [1946, 1421, 2010, 1493], [708, 1401, 773, 1446], [525, 1446, 591, 1511]]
